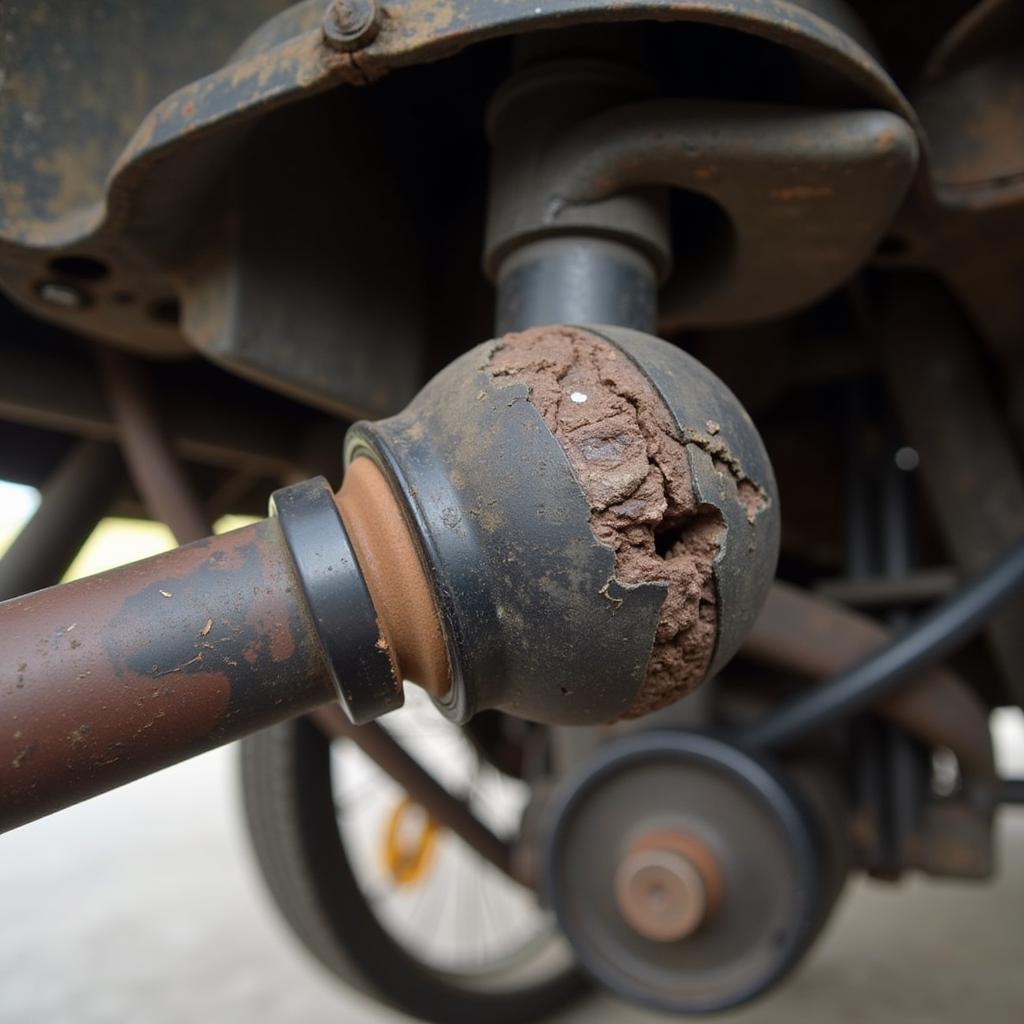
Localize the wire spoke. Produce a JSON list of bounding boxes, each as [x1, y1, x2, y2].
[[330, 708, 559, 983]]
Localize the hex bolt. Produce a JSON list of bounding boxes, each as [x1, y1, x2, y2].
[[322, 0, 381, 52], [36, 280, 87, 309]]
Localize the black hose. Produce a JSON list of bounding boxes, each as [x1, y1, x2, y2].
[[741, 538, 1024, 751]]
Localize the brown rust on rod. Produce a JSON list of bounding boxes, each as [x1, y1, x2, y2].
[[0, 518, 336, 833]]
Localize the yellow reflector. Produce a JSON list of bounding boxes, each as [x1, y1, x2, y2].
[[382, 797, 439, 886]]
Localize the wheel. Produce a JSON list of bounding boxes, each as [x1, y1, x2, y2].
[[543, 730, 837, 1015], [240, 689, 585, 1024]]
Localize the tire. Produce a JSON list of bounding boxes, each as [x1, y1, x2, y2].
[[240, 714, 585, 1024]]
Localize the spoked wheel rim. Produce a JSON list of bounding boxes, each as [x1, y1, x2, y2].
[[329, 687, 574, 990], [240, 693, 585, 1024]]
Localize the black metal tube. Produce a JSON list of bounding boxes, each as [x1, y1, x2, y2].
[[742, 538, 1024, 751], [0, 441, 123, 601], [496, 237, 657, 335]]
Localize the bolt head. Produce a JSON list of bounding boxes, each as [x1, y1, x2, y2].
[[323, 0, 380, 52]]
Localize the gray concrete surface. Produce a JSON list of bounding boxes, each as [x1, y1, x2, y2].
[[1, 727, 1023, 1024]]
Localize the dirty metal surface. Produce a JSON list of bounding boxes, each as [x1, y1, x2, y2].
[[0, 0, 916, 407], [0, 1, 293, 241], [596, 326, 779, 680], [0, 518, 334, 833], [0, 0, 295, 356], [880, 0, 1024, 366], [0, 0, 905, 243], [178, 97, 426, 420], [0, 0, 908, 251], [495, 101, 919, 328], [347, 338, 669, 726]]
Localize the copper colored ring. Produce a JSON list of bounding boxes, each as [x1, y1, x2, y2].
[[614, 830, 724, 942]]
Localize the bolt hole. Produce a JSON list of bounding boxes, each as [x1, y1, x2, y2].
[[148, 297, 181, 325], [47, 255, 111, 281]]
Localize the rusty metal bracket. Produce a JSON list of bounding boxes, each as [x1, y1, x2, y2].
[[488, 99, 918, 328], [877, 0, 1024, 377]]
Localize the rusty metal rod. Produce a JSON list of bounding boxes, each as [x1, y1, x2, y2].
[[0, 441, 124, 601], [310, 705, 515, 880], [0, 517, 338, 833], [814, 567, 958, 609], [743, 583, 995, 777], [742, 540, 1024, 753], [99, 347, 211, 544]]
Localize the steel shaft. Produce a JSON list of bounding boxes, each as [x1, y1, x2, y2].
[[0, 517, 336, 832]]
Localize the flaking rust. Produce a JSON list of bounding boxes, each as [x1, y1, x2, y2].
[[490, 326, 723, 717]]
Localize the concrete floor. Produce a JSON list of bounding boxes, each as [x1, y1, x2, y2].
[[1, 736, 1022, 1024]]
